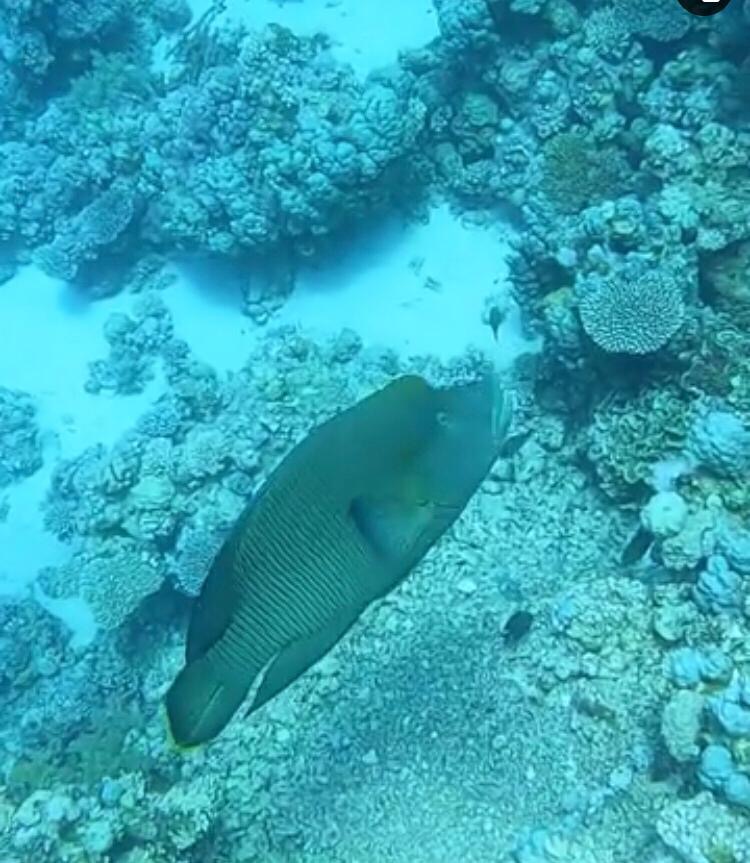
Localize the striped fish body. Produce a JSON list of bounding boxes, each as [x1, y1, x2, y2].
[[166, 374, 510, 747], [209, 457, 390, 675]]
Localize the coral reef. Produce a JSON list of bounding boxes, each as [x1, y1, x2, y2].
[[657, 793, 750, 863], [39, 538, 166, 630], [2, 0, 750, 861], [0, 0, 131, 102], [539, 131, 628, 214], [585, 384, 694, 501], [0, 19, 429, 285], [687, 407, 750, 480], [86, 293, 175, 395], [0, 386, 43, 488], [143, 25, 428, 258], [35, 180, 140, 282], [3, 316, 645, 862]]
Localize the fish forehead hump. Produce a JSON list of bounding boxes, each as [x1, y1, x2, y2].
[[336, 375, 438, 447], [408, 375, 508, 507], [277, 374, 441, 485]]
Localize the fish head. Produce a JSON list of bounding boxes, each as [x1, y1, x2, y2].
[[435, 373, 512, 455], [410, 374, 512, 510]]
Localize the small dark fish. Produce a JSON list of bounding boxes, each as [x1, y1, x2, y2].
[[649, 744, 679, 782], [632, 562, 696, 589], [488, 305, 504, 341], [502, 609, 534, 646], [620, 525, 653, 567], [498, 430, 531, 459], [166, 373, 513, 747]]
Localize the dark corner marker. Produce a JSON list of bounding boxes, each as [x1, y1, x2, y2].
[[676, 0, 733, 16]]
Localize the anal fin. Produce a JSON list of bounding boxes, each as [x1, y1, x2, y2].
[[247, 607, 362, 715]]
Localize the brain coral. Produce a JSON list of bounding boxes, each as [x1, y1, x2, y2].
[[577, 271, 685, 354]]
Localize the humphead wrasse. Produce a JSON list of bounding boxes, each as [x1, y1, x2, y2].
[[166, 373, 512, 747]]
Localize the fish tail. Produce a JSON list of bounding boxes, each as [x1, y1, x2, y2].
[[165, 652, 256, 749]]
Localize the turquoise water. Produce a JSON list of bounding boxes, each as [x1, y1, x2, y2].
[[1, 0, 749, 860]]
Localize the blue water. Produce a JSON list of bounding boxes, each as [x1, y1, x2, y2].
[[1, 0, 749, 859]]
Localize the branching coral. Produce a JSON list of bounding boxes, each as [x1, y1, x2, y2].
[[39, 538, 166, 630], [35, 180, 139, 281], [86, 293, 175, 395]]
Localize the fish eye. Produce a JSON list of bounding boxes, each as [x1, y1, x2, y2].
[[436, 411, 450, 428]]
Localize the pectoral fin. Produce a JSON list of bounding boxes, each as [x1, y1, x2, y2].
[[349, 494, 434, 562]]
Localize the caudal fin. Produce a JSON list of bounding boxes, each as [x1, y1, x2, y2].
[[165, 654, 253, 748]]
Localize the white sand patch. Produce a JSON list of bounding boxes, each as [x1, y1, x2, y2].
[[167, 206, 535, 374], [0, 467, 66, 595], [0, 267, 163, 457], [279, 206, 519, 361], [0, 219, 533, 640], [0, 266, 163, 603], [183, 0, 439, 79], [161, 258, 256, 374]]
